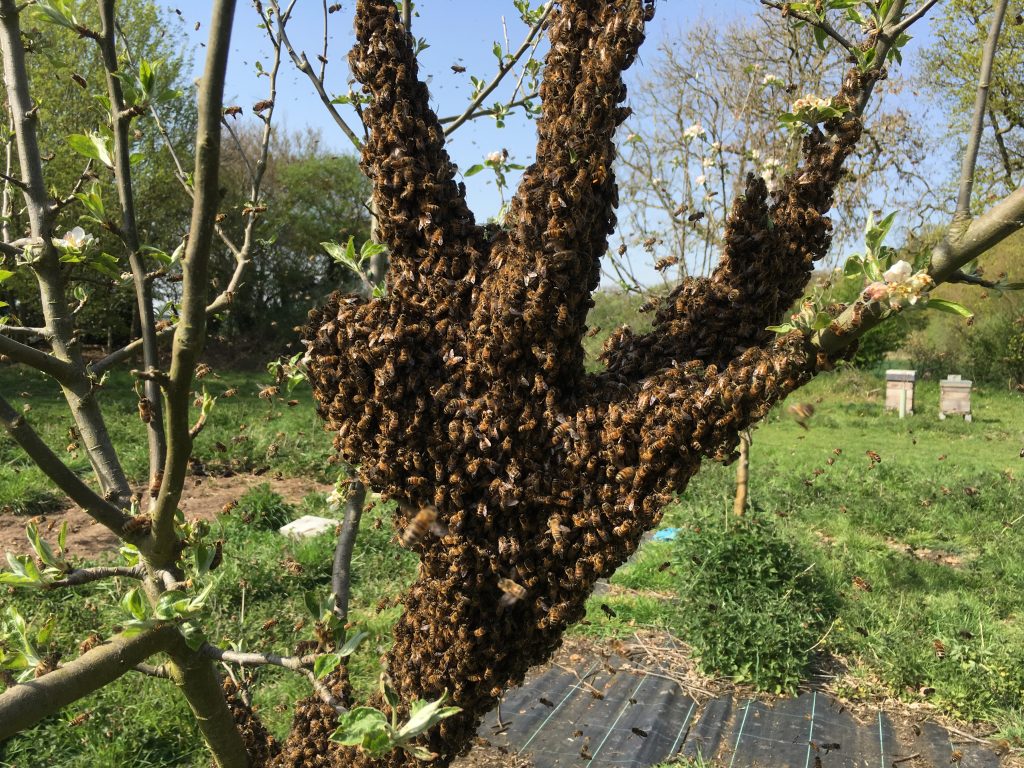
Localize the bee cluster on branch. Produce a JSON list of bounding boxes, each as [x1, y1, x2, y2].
[[228, 1, 870, 766]]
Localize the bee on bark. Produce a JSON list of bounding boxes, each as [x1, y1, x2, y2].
[[400, 506, 447, 547], [557, 305, 569, 326], [497, 577, 526, 608], [122, 514, 152, 537]]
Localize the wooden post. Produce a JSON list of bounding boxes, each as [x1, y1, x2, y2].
[[733, 431, 750, 516]]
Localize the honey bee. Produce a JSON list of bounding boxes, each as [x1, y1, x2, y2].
[[68, 710, 92, 727], [552, 422, 575, 443], [852, 575, 872, 592], [614, 466, 635, 484], [258, 385, 279, 401], [137, 397, 153, 424], [556, 305, 569, 326], [400, 506, 447, 547], [78, 633, 101, 654], [221, 499, 238, 514], [223, 387, 238, 398], [933, 639, 947, 658], [122, 514, 152, 536], [950, 749, 963, 764], [866, 450, 881, 464], [261, 618, 279, 631], [548, 515, 569, 544], [787, 402, 815, 429], [497, 577, 526, 608]]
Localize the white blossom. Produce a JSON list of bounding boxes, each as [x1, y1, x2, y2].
[[53, 226, 94, 251], [883, 260, 913, 284], [694, 174, 707, 186], [682, 123, 705, 141]]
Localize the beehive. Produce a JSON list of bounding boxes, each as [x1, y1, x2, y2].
[[939, 375, 972, 421], [884, 369, 916, 416]]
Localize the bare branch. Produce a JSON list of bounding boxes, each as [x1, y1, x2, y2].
[[269, 0, 363, 149], [758, 0, 854, 53], [201, 643, 344, 711], [97, 0, 167, 491], [48, 564, 146, 588], [948, 270, 999, 289], [0, 393, 132, 537], [437, 93, 538, 125], [0, 332, 77, 383], [443, 1, 553, 136], [401, 0, 412, 32], [954, 0, 1009, 220], [149, 0, 238, 563], [0, 624, 178, 740], [331, 475, 365, 625], [891, 0, 942, 36], [132, 662, 171, 679]]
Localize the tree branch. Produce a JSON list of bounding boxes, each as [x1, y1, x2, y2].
[[758, 0, 854, 53], [442, 1, 552, 136], [97, 0, 166, 487], [0, 332, 77, 383], [0, 393, 132, 537], [201, 643, 344, 711], [149, 0, 237, 563], [47, 564, 145, 588], [954, 0, 1009, 220], [331, 476, 365, 625], [0, 624, 178, 740], [891, 0, 942, 36], [269, 0, 363, 149]]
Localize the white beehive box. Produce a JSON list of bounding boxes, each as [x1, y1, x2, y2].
[[939, 375, 972, 422], [885, 369, 916, 416], [279, 515, 337, 539]]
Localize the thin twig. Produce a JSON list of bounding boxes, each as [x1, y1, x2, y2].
[[759, 0, 854, 53], [132, 662, 171, 679], [891, 0, 941, 36], [444, 1, 553, 136], [953, 0, 1009, 220]]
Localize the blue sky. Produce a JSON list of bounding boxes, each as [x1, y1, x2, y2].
[[165, 1, 939, 284]]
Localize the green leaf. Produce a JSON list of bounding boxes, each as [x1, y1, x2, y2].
[[928, 298, 973, 318], [67, 133, 114, 169], [464, 164, 485, 177], [303, 590, 322, 621], [339, 630, 369, 657], [0, 269, 13, 283], [180, 621, 206, 651], [121, 587, 148, 621], [33, 0, 79, 31], [396, 693, 461, 740], [330, 707, 391, 753], [314, 653, 342, 680], [26, 522, 60, 570], [766, 323, 796, 334], [404, 744, 438, 761]]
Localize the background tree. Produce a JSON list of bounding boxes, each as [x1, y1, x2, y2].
[[612, 8, 935, 288]]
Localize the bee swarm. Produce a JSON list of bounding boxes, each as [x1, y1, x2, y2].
[[268, 0, 868, 766]]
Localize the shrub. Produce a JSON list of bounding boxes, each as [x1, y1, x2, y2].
[[670, 513, 837, 692], [234, 483, 295, 531]]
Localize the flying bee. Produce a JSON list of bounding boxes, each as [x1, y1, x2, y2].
[[258, 385, 279, 401], [221, 499, 238, 514], [223, 387, 238, 398], [866, 449, 881, 464], [787, 402, 815, 429], [68, 710, 92, 727], [261, 618, 279, 631], [586, 325, 601, 338], [400, 506, 447, 547], [497, 577, 526, 608]]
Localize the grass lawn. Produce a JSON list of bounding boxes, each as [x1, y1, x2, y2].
[[2, 314, 1023, 764]]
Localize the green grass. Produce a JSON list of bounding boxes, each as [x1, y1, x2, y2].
[[3, 295, 1024, 763], [578, 367, 1024, 738]]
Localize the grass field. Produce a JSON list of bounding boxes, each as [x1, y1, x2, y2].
[[2, 301, 1023, 765]]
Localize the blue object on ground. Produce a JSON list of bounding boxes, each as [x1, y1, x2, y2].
[[653, 528, 679, 541]]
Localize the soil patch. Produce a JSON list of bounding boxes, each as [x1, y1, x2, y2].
[[0, 473, 333, 562]]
